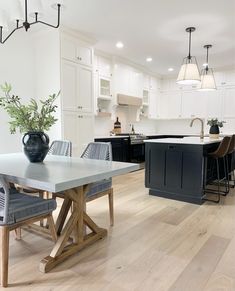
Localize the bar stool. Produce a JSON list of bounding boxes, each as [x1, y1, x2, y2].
[[226, 134, 235, 188], [203, 136, 231, 203]]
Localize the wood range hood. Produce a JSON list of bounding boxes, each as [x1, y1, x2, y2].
[[117, 94, 142, 106]]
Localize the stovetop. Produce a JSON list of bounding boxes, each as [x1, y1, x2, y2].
[[115, 133, 147, 144]]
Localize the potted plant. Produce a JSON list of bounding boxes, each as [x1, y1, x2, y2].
[[0, 83, 59, 163], [207, 118, 225, 139]]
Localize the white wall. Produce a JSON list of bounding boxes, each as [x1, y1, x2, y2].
[[32, 28, 61, 142], [0, 31, 36, 154]]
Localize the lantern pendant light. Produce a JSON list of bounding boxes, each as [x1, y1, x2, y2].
[[177, 27, 201, 85], [199, 45, 217, 91]]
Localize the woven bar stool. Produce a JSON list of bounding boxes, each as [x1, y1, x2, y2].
[[226, 134, 235, 188], [203, 136, 231, 203]]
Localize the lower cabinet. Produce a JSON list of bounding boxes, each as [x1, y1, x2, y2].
[[145, 142, 204, 203], [62, 111, 94, 157], [94, 138, 129, 162]]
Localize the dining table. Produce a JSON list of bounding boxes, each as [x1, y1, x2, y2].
[[0, 153, 139, 272]]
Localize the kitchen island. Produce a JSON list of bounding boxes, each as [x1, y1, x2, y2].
[[145, 137, 221, 204]]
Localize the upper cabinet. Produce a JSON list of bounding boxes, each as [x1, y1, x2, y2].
[[61, 60, 93, 113], [61, 35, 93, 67], [214, 70, 235, 87], [113, 63, 143, 98], [95, 55, 112, 78]]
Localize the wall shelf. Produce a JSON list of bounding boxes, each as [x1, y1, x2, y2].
[[97, 112, 112, 117]]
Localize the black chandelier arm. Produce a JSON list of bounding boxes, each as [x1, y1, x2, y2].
[[32, 4, 61, 29], [0, 22, 24, 44], [0, 3, 61, 44]]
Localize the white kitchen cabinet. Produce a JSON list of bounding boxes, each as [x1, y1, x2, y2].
[[129, 68, 143, 97], [168, 92, 182, 118], [61, 60, 93, 113], [113, 63, 143, 98], [156, 91, 181, 119], [150, 76, 159, 91], [148, 90, 158, 119], [113, 63, 130, 96], [206, 89, 223, 119], [181, 90, 206, 118], [222, 86, 235, 118], [98, 76, 112, 99], [61, 35, 93, 67], [143, 74, 150, 89], [95, 55, 112, 78], [62, 111, 94, 157]]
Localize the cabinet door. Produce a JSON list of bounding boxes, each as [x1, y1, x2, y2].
[[63, 111, 94, 157], [62, 111, 79, 156], [77, 45, 93, 67], [150, 76, 158, 90], [167, 92, 182, 118], [143, 74, 150, 90], [61, 60, 78, 111], [206, 89, 223, 118], [114, 64, 129, 95], [78, 66, 93, 113], [77, 114, 94, 155], [223, 86, 235, 118], [181, 90, 206, 118], [61, 37, 77, 62], [129, 69, 143, 97], [97, 55, 112, 78], [148, 90, 158, 119], [157, 92, 169, 118]]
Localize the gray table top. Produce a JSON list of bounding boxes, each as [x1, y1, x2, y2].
[[0, 153, 139, 193]]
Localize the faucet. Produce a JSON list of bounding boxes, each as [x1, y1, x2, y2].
[[190, 118, 204, 140]]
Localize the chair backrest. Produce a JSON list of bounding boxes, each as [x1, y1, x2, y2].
[[49, 140, 72, 157], [211, 136, 232, 158], [227, 134, 235, 154], [0, 177, 10, 224], [81, 142, 112, 161]]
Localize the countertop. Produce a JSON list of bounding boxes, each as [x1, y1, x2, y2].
[[95, 135, 129, 139], [95, 133, 233, 139], [144, 137, 222, 145]]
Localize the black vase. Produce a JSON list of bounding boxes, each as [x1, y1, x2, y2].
[[209, 125, 220, 139], [22, 131, 49, 163]]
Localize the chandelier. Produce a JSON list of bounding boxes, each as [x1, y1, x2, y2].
[[0, 0, 61, 44]]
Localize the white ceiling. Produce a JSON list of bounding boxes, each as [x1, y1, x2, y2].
[[1, 0, 235, 75]]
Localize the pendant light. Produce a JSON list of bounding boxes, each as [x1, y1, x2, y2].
[[199, 45, 217, 91], [177, 27, 201, 85]]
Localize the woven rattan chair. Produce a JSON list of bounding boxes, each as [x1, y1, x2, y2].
[[0, 177, 57, 287], [48, 140, 72, 157], [81, 142, 114, 226]]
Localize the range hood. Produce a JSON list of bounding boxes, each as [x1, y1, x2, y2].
[[117, 94, 142, 106]]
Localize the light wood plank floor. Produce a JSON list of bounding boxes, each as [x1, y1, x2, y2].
[[7, 170, 235, 290]]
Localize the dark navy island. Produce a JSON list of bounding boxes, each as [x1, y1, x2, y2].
[[145, 137, 222, 204]]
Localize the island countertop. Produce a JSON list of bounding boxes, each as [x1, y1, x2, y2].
[[144, 137, 222, 145]]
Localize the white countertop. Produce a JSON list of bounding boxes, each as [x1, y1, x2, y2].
[[144, 137, 222, 145], [95, 135, 129, 139]]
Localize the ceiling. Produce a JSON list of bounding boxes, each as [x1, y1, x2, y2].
[[2, 0, 235, 76]]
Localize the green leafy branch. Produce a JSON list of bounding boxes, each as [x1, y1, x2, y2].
[[0, 82, 59, 134]]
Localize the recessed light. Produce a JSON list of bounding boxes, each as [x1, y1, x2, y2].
[[116, 42, 124, 48], [168, 68, 174, 72], [203, 63, 208, 67], [146, 57, 152, 62]]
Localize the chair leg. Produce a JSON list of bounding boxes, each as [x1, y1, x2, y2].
[[0, 227, 10, 287], [14, 228, 21, 240], [108, 189, 114, 226], [47, 215, 57, 243]]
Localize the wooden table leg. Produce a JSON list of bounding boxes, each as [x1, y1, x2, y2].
[[39, 186, 107, 273]]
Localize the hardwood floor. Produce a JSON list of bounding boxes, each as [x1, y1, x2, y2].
[[7, 170, 235, 290]]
